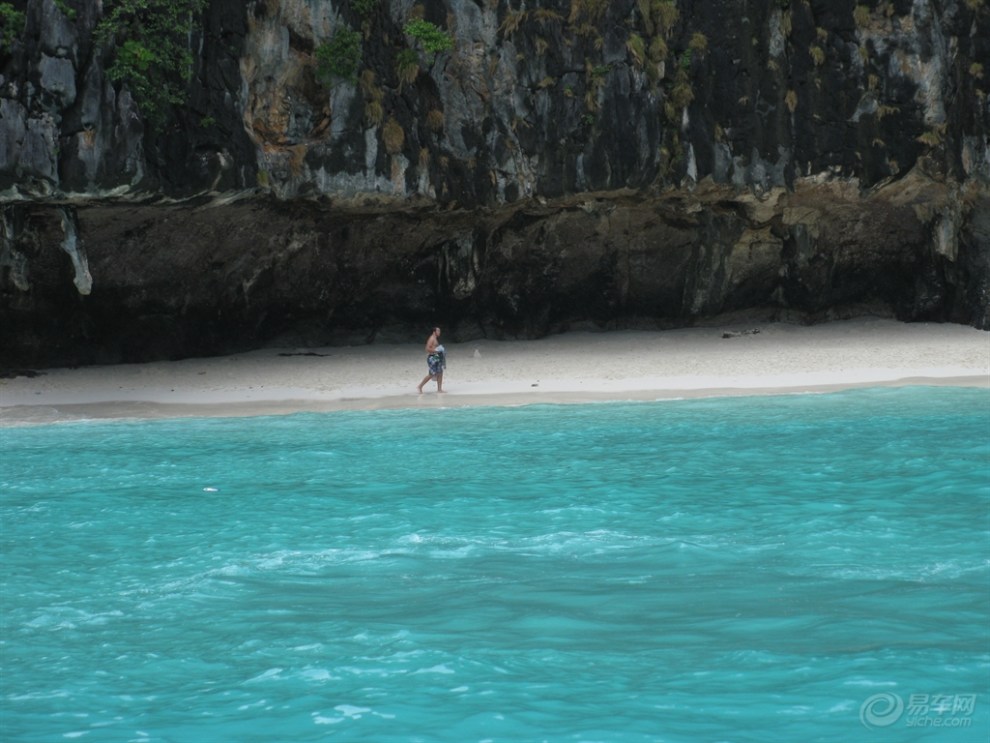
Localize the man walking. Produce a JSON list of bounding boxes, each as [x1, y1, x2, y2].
[[417, 326, 445, 394]]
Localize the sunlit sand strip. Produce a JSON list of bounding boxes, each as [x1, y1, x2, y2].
[[1, 319, 987, 425]]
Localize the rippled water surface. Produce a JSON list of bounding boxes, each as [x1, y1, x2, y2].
[[2, 387, 988, 742]]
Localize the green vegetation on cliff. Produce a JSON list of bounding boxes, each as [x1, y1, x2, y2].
[[95, 0, 208, 130], [0, 2, 25, 51], [315, 26, 363, 85], [403, 19, 454, 57]]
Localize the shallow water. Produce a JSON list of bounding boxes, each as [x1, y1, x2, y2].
[[2, 387, 988, 742]]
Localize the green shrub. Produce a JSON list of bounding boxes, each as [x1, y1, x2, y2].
[[117, 39, 155, 78], [634, 0, 677, 36], [670, 79, 693, 108], [626, 34, 646, 67], [396, 48, 420, 85], [403, 19, 453, 56], [55, 0, 76, 20], [352, 0, 378, 18], [96, 0, 208, 130], [0, 2, 26, 52], [648, 35, 668, 62], [359, 69, 385, 123], [655, 0, 678, 36], [315, 26, 362, 85]]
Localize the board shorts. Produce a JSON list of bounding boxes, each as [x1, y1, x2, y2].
[[427, 353, 443, 375]]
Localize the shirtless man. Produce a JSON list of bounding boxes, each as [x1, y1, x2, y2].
[[417, 327, 445, 393]]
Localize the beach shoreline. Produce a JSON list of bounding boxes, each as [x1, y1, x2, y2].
[[1, 318, 987, 425]]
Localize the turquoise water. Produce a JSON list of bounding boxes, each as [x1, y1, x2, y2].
[[1, 387, 988, 742]]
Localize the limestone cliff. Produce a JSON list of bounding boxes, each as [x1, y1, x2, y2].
[[1, 0, 987, 367]]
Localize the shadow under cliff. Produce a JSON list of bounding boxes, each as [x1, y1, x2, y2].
[[2, 170, 986, 369]]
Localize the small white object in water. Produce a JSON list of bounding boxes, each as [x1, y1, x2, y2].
[[203, 487, 219, 492]]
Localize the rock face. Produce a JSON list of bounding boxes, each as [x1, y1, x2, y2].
[[1, 0, 987, 367]]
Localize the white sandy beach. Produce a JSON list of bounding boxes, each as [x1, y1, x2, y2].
[[1, 318, 987, 424]]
